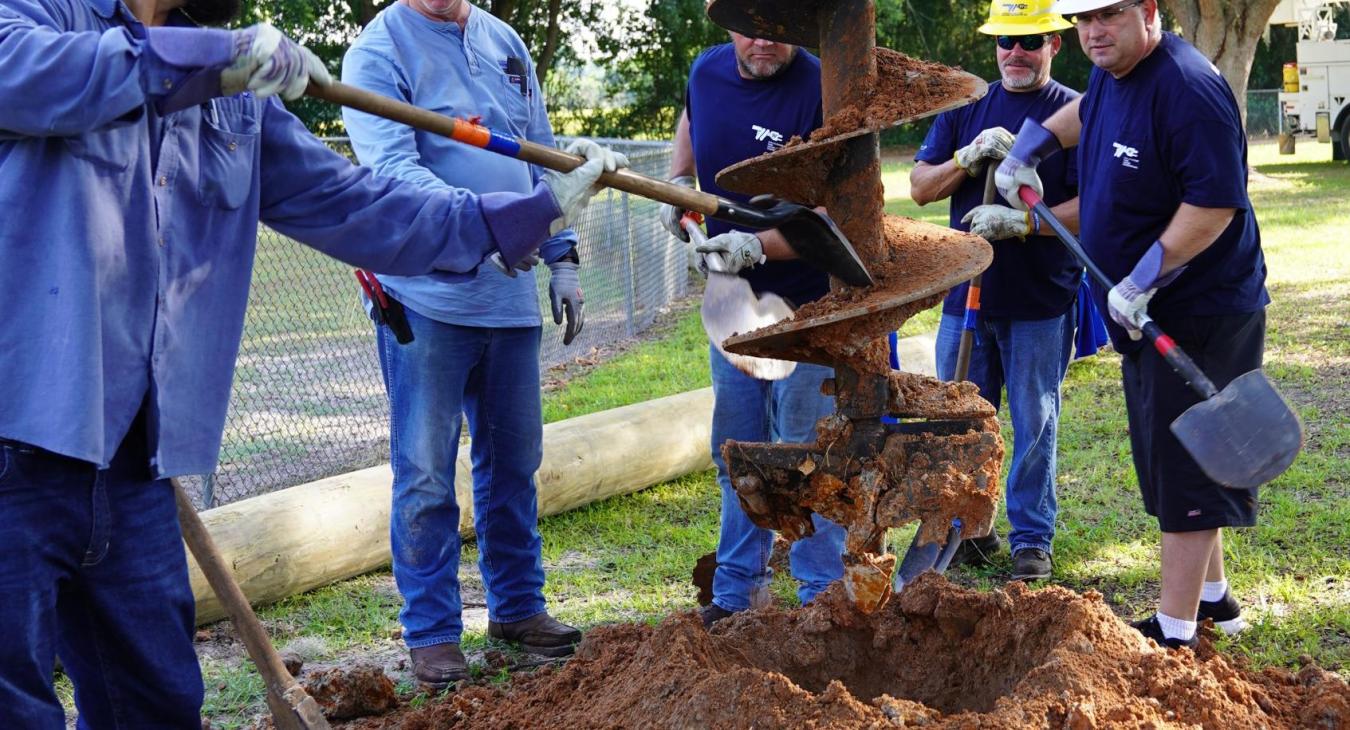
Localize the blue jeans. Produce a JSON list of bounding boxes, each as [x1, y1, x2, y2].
[[709, 345, 846, 611], [935, 311, 1074, 554], [377, 307, 547, 648], [0, 427, 201, 729]]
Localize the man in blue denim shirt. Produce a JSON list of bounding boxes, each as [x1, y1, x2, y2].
[[341, 0, 619, 688], [0, 0, 619, 724]]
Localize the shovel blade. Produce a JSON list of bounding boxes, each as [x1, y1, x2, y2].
[[1170, 369, 1303, 489], [702, 272, 798, 380], [754, 198, 874, 287]]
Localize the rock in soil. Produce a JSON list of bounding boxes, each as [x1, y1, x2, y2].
[[337, 575, 1349, 729]]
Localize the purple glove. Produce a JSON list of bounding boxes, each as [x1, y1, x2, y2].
[[221, 23, 331, 100], [995, 118, 1061, 210], [1107, 240, 1186, 340]]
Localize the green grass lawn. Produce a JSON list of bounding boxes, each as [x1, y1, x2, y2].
[[198, 140, 1349, 725]]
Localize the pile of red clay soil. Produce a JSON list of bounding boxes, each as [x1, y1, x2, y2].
[[339, 575, 1349, 729]]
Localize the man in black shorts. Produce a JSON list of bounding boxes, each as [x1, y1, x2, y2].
[[995, 0, 1268, 648]]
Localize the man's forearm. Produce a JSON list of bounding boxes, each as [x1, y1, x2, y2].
[[1158, 203, 1237, 274], [1041, 98, 1082, 150], [909, 159, 968, 206], [669, 108, 695, 178], [1046, 196, 1079, 235], [756, 228, 794, 260]]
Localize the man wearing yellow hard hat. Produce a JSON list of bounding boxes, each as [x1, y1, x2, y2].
[[910, 0, 1084, 583], [994, 0, 1266, 651]]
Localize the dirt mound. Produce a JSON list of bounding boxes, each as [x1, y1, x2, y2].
[[339, 576, 1349, 729]]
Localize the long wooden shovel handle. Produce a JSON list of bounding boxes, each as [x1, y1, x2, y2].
[[1017, 187, 1220, 400], [172, 479, 331, 730], [307, 81, 720, 216]]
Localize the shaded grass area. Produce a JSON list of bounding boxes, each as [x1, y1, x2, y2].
[[200, 141, 1348, 726]]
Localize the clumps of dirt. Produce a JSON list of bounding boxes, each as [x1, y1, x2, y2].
[[725, 216, 991, 370], [302, 663, 399, 721], [337, 576, 1350, 729], [807, 48, 979, 143], [718, 50, 981, 206]]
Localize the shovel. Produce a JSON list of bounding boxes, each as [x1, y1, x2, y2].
[[1019, 187, 1302, 489], [682, 214, 797, 380], [306, 81, 873, 287], [172, 479, 331, 730]]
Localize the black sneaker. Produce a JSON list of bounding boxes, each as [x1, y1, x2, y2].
[[1131, 615, 1199, 649], [700, 603, 734, 629], [948, 533, 1002, 569], [1197, 591, 1248, 635], [1009, 547, 1052, 582]]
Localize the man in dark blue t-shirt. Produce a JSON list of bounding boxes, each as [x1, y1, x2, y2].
[[910, 0, 1082, 583], [659, 33, 845, 628], [997, 0, 1268, 649]]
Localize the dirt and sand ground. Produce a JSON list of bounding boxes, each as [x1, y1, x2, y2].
[[295, 575, 1349, 729]]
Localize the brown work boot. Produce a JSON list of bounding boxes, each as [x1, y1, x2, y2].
[[409, 643, 467, 689], [488, 612, 581, 657]]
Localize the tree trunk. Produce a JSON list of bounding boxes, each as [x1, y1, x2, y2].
[[1166, 0, 1285, 125], [535, 0, 563, 84], [490, 0, 517, 21]]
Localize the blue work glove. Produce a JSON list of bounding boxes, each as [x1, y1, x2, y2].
[[221, 23, 331, 100], [995, 118, 1061, 210], [1107, 240, 1186, 340], [548, 261, 584, 345]]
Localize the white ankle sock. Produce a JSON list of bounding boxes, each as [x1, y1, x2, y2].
[[1156, 612, 1198, 640], [1201, 579, 1228, 603]]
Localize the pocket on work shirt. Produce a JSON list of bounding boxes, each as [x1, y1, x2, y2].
[[197, 96, 261, 210], [64, 123, 139, 177]]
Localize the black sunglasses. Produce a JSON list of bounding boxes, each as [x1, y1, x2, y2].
[[996, 34, 1049, 51]]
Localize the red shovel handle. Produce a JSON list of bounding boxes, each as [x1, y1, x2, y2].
[[1017, 186, 1219, 400]]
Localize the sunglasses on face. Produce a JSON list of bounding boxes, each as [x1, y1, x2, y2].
[[1068, 0, 1145, 27], [996, 34, 1049, 51]]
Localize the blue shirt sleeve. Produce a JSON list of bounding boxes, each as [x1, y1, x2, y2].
[[0, 1, 228, 136], [256, 98, 503, 278], [914, 111, 957, 165], [1163, 112, 1248, 211]]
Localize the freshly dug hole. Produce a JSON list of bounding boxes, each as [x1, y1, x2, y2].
[[340, 575, 1350, 729]]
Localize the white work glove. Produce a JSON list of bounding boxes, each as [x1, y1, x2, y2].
[[659, 175, 697, 242], [547, 260, 584, 345], [695, 230, 764, 275], [960, 204, 1037, 241], [996, 118, 1061, 210], [953, 126, 1014, 176], [542, 139, 629, 235], [221, 23, 331, 100], [1107, 240, 1186, 340]]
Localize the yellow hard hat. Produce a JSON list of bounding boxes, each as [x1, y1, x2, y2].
[[977, 0, 1073, 35]]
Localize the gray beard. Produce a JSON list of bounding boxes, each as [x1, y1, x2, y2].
[[736, 50, 796, 81], [1002, 68, 1043, 90]]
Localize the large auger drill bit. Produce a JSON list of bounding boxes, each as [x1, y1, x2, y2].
[[702, 0, 1003, 614], [724, 370, 1003, 613]]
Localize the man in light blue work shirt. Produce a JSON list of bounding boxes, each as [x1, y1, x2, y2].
[[341, 0, 611, 689], [0, 0, 620, 724]]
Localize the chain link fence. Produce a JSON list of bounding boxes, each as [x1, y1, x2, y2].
[[1248, 89, 1281, 137], [185, 138, 682, 509]]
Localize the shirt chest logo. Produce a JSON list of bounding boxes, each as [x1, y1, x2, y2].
[[751, 124, 786, 151], [1112, 142, 1140, 170]]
